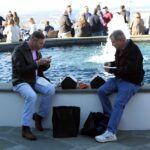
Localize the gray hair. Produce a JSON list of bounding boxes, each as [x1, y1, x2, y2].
[[109, 30, 126, 41]]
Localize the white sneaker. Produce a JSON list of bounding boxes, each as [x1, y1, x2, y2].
[[95, 130, 117, 143]]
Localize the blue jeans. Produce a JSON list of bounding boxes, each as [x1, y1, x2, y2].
[[98, 77, 140, 134], [13, 76, 55, 126]]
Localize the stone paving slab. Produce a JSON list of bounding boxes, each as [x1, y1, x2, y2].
[[0, 127, 150, 150]]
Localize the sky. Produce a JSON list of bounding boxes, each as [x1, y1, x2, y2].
[[0, 0, 150, 15]]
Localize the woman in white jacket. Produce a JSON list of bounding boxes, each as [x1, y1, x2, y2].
[[28, 18, 37, 35], [3, 19, 20, 42]]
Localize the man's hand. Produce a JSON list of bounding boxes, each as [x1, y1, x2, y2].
[[45, 56, 52, 63], [104, 67, 110, 73], [103, 62, 111, 73], [36, 57, 52, 66], [104, 62, 111, 66]]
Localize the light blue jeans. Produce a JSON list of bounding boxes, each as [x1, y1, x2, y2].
[[13, 76, 55, 127], [98, 77, 140, 134]]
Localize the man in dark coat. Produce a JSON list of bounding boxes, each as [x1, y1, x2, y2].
[[95, 30, 144, 143], [58, 9, 72, 38], [12, 31, 55, 140]]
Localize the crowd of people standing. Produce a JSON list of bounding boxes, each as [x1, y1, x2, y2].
[[0, 11, 21, 42], [0, 4, 150, 42], [58, 4, 113, 38]]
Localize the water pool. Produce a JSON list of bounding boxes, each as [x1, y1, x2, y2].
[[0, 42, 149, 84]]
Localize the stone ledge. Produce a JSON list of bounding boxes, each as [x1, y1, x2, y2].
[[0, 35, 150, 52], [0, 82, 150, 93]]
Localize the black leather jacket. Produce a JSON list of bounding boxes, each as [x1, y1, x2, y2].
[[110, 40, 145, 85], [12, 42, 50, 86]]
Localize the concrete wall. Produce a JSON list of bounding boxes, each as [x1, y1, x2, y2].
[[0, 83, 150, 130]]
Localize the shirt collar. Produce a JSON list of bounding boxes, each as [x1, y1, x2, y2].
[[123, 39, 129, 50]]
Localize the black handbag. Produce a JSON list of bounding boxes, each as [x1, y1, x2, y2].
[[81, 112, 109, 137], [61, 76, 77, 89], [52, 106, 80, 138], [90, 75, 105, 89]]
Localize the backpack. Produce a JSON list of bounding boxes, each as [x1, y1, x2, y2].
[[81, 112, 109, 137]]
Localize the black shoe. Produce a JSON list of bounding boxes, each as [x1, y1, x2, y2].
[[22, 126, 37, 140], [32, 113, 44, 131]]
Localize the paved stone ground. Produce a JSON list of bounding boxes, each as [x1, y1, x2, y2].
[[0, 127, 150, 150]]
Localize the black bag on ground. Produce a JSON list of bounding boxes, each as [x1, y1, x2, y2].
[[52, 106, 80, 138], [81, 112, 109, 137]]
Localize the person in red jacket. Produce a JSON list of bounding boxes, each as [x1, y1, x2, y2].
[[103, 6, 113, 35]]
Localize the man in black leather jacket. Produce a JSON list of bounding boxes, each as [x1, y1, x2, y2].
[[12, 31, 55, 140]]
